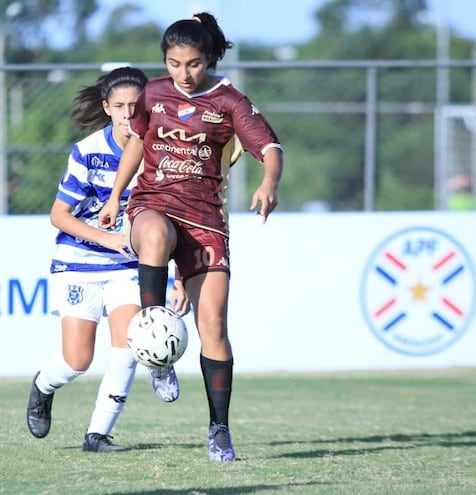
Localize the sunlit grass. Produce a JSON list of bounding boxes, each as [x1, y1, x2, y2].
[[1, 369, 476, 495]]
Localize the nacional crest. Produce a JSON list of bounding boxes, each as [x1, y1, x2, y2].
[[66, 284, 84, 305]]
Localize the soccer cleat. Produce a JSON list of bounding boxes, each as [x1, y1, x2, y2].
[[148, 365, 180, 402], [82, 433, 126, 453], [208, 422, 236, 462], [27, 371, 54, 438]]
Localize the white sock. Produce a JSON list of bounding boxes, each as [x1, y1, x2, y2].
[[86, 347, 137, 435], [36, 354, 85, 394]]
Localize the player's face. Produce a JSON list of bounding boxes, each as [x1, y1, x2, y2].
[[102, 86, 142, 146], [165, 44, 210, 94]]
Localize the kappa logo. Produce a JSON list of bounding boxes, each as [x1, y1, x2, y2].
[[95, 172, 105, 183], [52, 263, 68, 272], [251, 104, 261, 116], [360, 226, 476, 356], [66, 284, 84, 306], [108, 394, 126, 404], [151, 103, 166, 114]]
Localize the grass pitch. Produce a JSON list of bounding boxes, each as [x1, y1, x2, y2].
[[1, 368, 476, 495]]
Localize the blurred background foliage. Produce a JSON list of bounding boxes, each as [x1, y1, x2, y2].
[[2, 0, 476, 213]]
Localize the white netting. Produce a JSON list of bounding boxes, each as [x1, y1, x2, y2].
[[438, 105, 476, 210]]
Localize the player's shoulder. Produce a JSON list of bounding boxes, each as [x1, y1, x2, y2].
[[75, 127, 107, 152], [209, 76, 241, 97], [73, 127, 116, 165], [201, 76, 247, 110], [142, 76, 175, 108]]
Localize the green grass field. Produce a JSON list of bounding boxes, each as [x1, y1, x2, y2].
[[1, 368, 476, 495]]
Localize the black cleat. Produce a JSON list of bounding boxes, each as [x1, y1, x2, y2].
[[82, 433, 126, 453], [27, 371, 54, 438]]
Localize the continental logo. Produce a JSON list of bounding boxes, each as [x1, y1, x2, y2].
[[201, 111, 224, 123]]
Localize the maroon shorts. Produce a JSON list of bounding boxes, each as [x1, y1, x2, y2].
[[171, 219, 230, 282], [127, 207, 230, 282]]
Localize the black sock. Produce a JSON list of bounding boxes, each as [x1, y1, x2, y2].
[[138, 264, 168, 308], [200, 354, 233, 426]]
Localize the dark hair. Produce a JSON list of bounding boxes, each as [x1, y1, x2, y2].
[[160, 12, 233, 70], [71, 66, 148, 132]]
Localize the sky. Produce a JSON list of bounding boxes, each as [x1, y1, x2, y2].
[[92, 0, 476, 46]]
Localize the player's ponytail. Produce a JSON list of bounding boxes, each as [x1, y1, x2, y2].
[[71, 67, 148, 132], [193, 12, 233, 69], [161, 13, 233, 70]]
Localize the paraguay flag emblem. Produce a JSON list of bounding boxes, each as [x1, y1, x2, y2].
[[360, 226, 476, 356], [178, 104, 196, 121]]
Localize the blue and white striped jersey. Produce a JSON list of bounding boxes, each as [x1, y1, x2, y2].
[[50, 125, 137, 274]]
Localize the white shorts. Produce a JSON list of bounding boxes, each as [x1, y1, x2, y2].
[[50, 269, 140, 322]]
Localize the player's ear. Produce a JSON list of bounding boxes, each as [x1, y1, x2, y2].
[[102, 99, 111, 116]]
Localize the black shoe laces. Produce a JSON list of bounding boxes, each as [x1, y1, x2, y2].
[[90, 433, 115, 445], [211, 424, 231, 449], [33, 395, 52, 419]]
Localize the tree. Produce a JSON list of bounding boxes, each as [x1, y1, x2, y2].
[[2, 0, 99, 62], [5, 0, 476, 213]]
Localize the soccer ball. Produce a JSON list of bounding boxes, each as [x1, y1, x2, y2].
[[127, 306, 188, 368]]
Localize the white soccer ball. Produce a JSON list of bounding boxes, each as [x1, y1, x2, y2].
[[127, 306, 188, 368]]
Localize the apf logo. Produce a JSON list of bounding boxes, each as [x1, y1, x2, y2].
[[360, 226, 476, 356]]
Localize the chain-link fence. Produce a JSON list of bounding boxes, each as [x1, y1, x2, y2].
[[1, 60, 476, 215]]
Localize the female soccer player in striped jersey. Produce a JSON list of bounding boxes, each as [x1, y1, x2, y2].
[[26, 67, 189, 452], [99, 13, 283, 461]]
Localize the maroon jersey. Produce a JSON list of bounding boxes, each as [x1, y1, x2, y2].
[[128, 75, 281, 236]]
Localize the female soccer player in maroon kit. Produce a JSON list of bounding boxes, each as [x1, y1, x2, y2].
[[99, 12, 283, 461]]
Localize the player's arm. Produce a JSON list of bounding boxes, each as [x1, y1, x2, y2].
[[50, 198, 130, 257], [250, 146, 283, 223], [99, 134, 143, 228], [231, 96, 283, 222]]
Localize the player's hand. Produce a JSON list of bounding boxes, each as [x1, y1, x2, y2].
[[97, 231, 131, 259], [169, 281, 190, 316], [99, 199, 120, 229], [250, 182, 278, 223]]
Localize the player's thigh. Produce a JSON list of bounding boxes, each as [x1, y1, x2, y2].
[[103, 270, 141, 347], [129, 208, 177, 264]]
